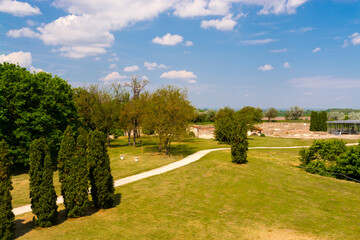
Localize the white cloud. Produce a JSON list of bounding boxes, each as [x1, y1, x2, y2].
[[350, 32, 360, 45], [289, 76, 360, 88], [109, 63, 117, 69], [141, 75, 149, 81], [288, 27, 314, 33], [258, 64, 274, 71], [158, 64, 169, 69], [26, 19, 37, 26], [269, 48, 288, 53], [283, 62, 291, 68], [312, 47, 321, 53], [200, 14, 237, 31], [258, 0, 308, 15], [243, 38, 277, 45], [123, 65, 140, 72], [0, 51, 32, 67], [29, 66, 44, 73], [0, 0, 41, 16], [7, 27, 40, 38], [184, 40, 193, 46], [152, 33, 183, 46], [173, 0, 230, 18], [343, 40, 349, 48], [144, 62, 157, 70], [304, 92, 312, 95], [160, 70, 197, 83], [100, 72, 127, 83]]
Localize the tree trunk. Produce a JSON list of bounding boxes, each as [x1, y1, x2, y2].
[[164, 138, 169, 155], [158, 135, 162, 152], [128, 131, 131, 146], [133, 128, 136, 148]]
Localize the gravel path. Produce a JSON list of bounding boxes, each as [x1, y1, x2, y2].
[[12, 143, 358, 216]]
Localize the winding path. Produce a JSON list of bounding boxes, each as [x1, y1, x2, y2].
[[13, 143, 358, 216]]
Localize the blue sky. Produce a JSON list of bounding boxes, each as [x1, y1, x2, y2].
[[1, 0, 359, 110]]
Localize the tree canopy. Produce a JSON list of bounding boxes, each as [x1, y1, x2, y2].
[[264, 107, 278, 122], [0, 63, 78, 167]]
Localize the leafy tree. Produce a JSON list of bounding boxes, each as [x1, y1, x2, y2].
[[320, 111, 328, 131], [231, 121, 248, 164], [142, 86, 195, 154], [348, 112, 360, 120], [192, 109, 216, 123], [74, 84, 129, 147], [285, 106, 304, 120], [264, 107, 278, 122], [67, 127, 89, 218], [0, 140, 14, 240], [0, 63, 78, 167], [237, 106, 262, 130], [29, 138, 58, 227], [87, 130, 115, 209], [214, 107, 249, 164], [328, 112, 345, 121], [124, 76, 148, 147]]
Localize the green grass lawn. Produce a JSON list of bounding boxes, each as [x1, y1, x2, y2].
[[14, 144, 360, 239]]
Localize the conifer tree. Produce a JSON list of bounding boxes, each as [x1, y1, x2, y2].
[[87, 130, 115, 209], [0, 140, 15, 240], [320, 111, 328, 131], [29, 138, 58, 227], [67, 127, 89, 218], [310, 111, 317, 131], [57, 125, 76, 216], [231, 121, 248, 164]]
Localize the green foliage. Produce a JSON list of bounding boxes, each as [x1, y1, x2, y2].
[[87, 130, 115, 209], [285, 106, 304, 120], [67, 127, 89, 218], [0, 140, 14, 240], [299, 140, 360, 182], [58, 126, 89, 218], [328, 112, 345, 121], [192, 109, 216, 123], [320, 111, 328, 131], [0, 63, 78, 168], [214, 107, 236, 144], [29, 138, 58, 227], [309, 111, 317, 131], [310, 111, 327, 131], [231, 122, 248, 164], [260, 133, 265, 137], [237, 106, 263, 130], [141, 85, 195, 155], [348, 112, 360, 120], [264, 107, 278, 122]]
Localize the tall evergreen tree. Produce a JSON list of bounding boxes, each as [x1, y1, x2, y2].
[[310, 111, 317, 131], [0, 140, 15, 240], [29, 138, 58, 227], [57, 125, 76, 216], [67, 127, 89, 218], [320, 111, 328, 131], [231, 121, 248, 164], [87, 130, 115, 209]]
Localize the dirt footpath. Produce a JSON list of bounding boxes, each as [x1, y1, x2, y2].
[[257, 122, 360, 140]]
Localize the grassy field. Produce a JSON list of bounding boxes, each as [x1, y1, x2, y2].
[[13, 137, 360, 239]]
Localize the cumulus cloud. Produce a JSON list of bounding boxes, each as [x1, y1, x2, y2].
[[152, 33, 183, 46], [184, 40, 193, 46], [100, 72, 127, 83], [0, 51, 32, 67], [243, 38, 277, 45], [258, 0, 308, 15], [144, 62, 169, 70], [109, 63, 117, 69], [7, 27, 40, 38], [29, 66, 44, 73], [289, 76, 360, 88], [312, 47, 321, 53], [0, 0, 41, 16], [160, 70, 197, 83], [200, 14, 237, 31], [283, 62, 291, 68], [123, 65, 140, 72], [269, 48, 288, 53], [258, 64, 274, 71], [350, 32, 360, 45]]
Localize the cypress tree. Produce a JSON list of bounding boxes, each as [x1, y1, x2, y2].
[[231, 121, 248, 164], [320, 111, 328, 131], [58, 126, 76, 217], [87, 130, 115, 209], [67, 127, 89, 218], [310, 111, 317, 131], [0, 140, 15, 240], [29, 138, 58, 227]]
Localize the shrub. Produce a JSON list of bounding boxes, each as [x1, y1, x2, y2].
[[260, 133, 265, 137], [29, 138, 58, 227], [231, 122, 248, 164], [0, 140, 14, 240]]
